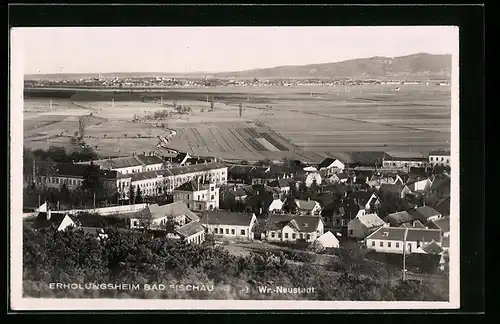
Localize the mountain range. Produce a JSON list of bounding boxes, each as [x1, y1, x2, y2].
[[25, 53, 452, 81]]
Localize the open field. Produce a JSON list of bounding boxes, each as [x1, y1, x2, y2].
[[22, 84, 451, 160]]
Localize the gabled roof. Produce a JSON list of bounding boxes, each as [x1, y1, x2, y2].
[[386, 211, 413, 227], [435, 196, 451, 215], [429, 218, 450, 233], [419, 240, 444, 254], [349, 191, 373, 205], [413, 220, 426, 228], [148, 202, 199, 222], [316, 231, 340, 247], [407, 206, 441, 223], [267, 178, 294, 188], [294, 199, 320, 211], [352, 213, 386, 228], [318, 158, 337, 169], [135, 154, 164, 165], [199, 211, 255, 227], [52, 163, 118, 179], [366, 227, 406, 241], [288, 216, 322, 233], [175, 179, 209, 192], [379, 183, 404, 195], [175, 221, 205, 238], [430, 174, 451, 191], [429, 150, 451, 156], [405, 228, 442, 243]]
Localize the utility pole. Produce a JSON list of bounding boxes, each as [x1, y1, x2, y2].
[[402, 227, 408, 281], [93, 193, 96, 211]]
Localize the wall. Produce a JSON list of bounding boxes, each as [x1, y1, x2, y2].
[[58, 203, 147, 216], [174, 187, 220, 211], [210, 224, 252, 240], [186, 231, 205, 244], [268, 223, 324, 243], [113, 166, 143, 175], [347, 218, 368, 239], [366, 239, 441, 254], [382, 160, 428, 170]]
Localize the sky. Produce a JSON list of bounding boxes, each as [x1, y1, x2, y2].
[[15, 26, 458, 75]]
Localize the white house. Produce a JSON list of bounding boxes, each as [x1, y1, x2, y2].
[[33, 210, 76, 231], [128, 201, 199, 229], [318, 158, 345, 175], [174, 221, 206, 244], [364, 192, 382, 212], [199, 211, 257, 241], [266, 215, 325, 244], [347, 212, 387, 240], [366, 226, 443, 254], [292, 199, 322, 216], [406, 178, 433, 193], [267, 178, 295, 196], [268, 198, 284, 213], [313, 231, 340, 249], [305, 172, 322, 187], [408, 206, 443, 223], [382, 152, 429, 170], [78, 153, 164, 175], [173, 179, 219, 211], [428, 150, 451, 167]]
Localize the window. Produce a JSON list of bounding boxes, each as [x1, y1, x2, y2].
[[225, 229, 229, 234], [214, 228, 218, 234], [187, 203, 190, 208], [278, 232, 282, 238], [231, 229, 235, 235], [388, 242, 392, 248], [211, 195, 215, 200], [285, 233, 289, 239], [292, 233, 296, 239], [219, 228, 223, 234], [396, 242, 400, 248], [241, 229, 245, 236], [187, 194, 190, 199], [441, 157, 444, 161], [446, 159, 450, 164], [307, 234, 311, 240], [349, 230, 354, 236], [300, 234, 304, 239], [271, 232, 275, 238], [430, 157, 433, 161], [197, 195, 200, 200], [380, 241, 384, 247], [372, 241, 375, 247]]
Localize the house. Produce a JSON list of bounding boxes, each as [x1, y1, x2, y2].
[[329, 172, 349, 184], [347, 212, 387, 240], [128, 201, 199, 229], [289, 199, 322, 216], [429, 174, 451, 198], [313, 231, 340, 249], [304, 172, 322, 187], [385, 211, 414, 227], [365, 227, 443, 254], [173, 152, 192, 166], [382, 152, 429, 170], [174, 221, 206, 244], [78, 153, 164, 174], [173, 179, 219, 211], [265, 214, 325, 243], [408, 206, 442, 223], [414, 240, 444, 255], [37, 162, 118, 192], [427, 217, 450, 237], [406, 177, 432, 193], [33, 210, 76, 231], [378, 183, 406, 201], [318, 158, 345, 175], [199, 211, 257, 240], [268, 198, 284, 213], [428, 150, 451, 167], [267, 177, 296, 196], [435, 196, 451, 216]]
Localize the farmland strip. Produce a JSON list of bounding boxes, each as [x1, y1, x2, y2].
[[228, 128, 256, 152], [235, 128, 250, 139], [208, 127, 226, 152], [246, 138, 267, 151], [259, 133, 289, 151], [244, 128, 260, 138], [193, 128, 210, 153], [214, 127, 235, 152]]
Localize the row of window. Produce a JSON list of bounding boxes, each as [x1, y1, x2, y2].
[[371, 241, 423, 249], [187, 233, 205, 244], [214, 228, 246, 236], [430, 157, 449, 162], [270, 231, 321, 240], [47, 177, 82, 186]]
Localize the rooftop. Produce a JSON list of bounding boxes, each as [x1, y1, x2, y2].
[[353, 213, 386, 228], [175, 221, 206, 238], [407, 206, 441, 223], [148, 202, 200, 222], [294, 199, 319, 211], [174, 179, 210, 192], [199, 211, 255, 226]]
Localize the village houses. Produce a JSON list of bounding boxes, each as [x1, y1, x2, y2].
[[347, 211, 387, 240], [265, 214, 325, 244], [173, 179, 219, 211], [199, 211, 257, 241], [365, 226, 443, 254]]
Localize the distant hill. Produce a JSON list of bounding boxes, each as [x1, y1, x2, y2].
[[25, 53, 451, 81], [214, 53, 452, 80]]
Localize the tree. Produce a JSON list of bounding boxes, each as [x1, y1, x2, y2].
[[136, 186, 143, 204], [129, 185, 135, 205], [298, 182, 307, 200], [81, 162, 103, 196]]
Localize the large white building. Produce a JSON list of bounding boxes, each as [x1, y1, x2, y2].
[[78, 153, 165, 175], [428, 150, 451, 167], [117, 162, 228, 200], [365, 226, 443, 254]]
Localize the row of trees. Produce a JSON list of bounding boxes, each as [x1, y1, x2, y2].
[[22, 226, 449, 300]]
